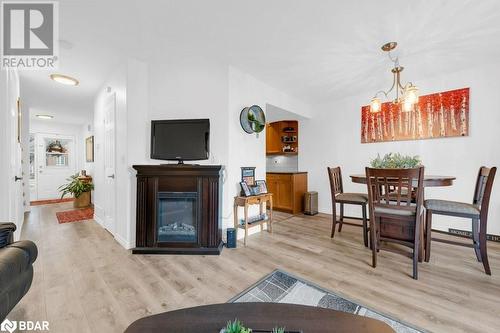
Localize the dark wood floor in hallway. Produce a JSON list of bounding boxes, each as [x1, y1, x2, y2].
[[9, 202, 500, 333]]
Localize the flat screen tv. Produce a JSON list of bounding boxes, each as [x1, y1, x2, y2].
[[150, 119, 210, 163]]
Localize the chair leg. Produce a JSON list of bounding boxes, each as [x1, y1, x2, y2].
[[479, 219, 491, 275], [425, 209, 432, 262], [338, 203, 344, 232], [362, 204, 368, 248], [371, 217, 377, 268], [472, 218, 482, 262], [413, 214, 421, 280], [331, 202, 337, 238]]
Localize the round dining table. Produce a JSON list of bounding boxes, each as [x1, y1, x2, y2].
[[350, 174, 456, 187]]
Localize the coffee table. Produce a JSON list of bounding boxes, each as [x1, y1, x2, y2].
[[125, 302, 395, 333]]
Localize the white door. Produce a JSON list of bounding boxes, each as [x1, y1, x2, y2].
[[2, 69, 24, 239], [104, 92, 116, 234], [36, 133, 76, 200]]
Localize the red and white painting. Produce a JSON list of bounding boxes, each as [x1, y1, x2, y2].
[[361, 87, 469, 143]]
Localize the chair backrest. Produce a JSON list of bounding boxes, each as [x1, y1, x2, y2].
[[327, 167, 344, 201], [473, 166, 497, 213], [365, 167, 425, 215]]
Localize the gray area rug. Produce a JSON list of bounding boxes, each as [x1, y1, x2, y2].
[[230, 270, 424, 333]]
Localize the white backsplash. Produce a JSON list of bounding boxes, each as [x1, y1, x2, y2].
[[266, 155, 298, 172]]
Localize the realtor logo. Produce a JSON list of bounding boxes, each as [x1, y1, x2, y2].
[[1, 1, 59, 69], [0, 319, 17, 333], [0, 319, 49, 332]]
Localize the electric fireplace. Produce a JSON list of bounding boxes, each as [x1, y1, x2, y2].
[[132, 164, 223, 255]]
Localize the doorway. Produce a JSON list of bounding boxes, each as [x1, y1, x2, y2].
[[31, 133, 76, 200]]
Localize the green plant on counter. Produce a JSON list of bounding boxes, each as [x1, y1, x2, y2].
[[224, 319, 252, 333], [370, 153, 422, 169], [272, 327, 286, 333], [58, 173, 94, 198]]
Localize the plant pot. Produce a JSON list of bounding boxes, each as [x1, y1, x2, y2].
[[74, 191, 91, 208]]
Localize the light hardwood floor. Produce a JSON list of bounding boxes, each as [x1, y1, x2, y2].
[[9, 202, 500, 333]]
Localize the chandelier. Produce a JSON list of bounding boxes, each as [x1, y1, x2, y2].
[[369, 42, 419, 113]]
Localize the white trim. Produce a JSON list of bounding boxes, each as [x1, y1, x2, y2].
[[93, 203, 105, 227], [114, 233, 134, 249]]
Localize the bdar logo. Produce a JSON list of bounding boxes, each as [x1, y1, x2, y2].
[[0, 319, 17, 333]]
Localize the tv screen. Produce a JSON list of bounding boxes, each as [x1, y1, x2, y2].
[[150, 119, 210, 162]]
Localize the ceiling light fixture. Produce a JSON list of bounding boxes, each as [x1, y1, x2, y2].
[[50, 74, 79, 86], [36, 114, 54, 120], [369, 42, 419, 113]]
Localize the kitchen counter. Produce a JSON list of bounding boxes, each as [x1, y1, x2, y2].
[[266, 171, 308, 174]]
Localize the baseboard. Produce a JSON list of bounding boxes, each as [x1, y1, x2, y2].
[[93, 204, 105, 227], [114, 233, 134, 249]]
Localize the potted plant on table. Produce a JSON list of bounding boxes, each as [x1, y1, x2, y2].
[[59, 173, 94, 208], [370, 153, 422, 169], [221, 319, 298, 333]]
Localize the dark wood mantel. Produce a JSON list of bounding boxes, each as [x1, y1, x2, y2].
[[132, 164, 224, 255]]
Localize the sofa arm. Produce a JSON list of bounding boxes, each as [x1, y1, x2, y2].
[[0, 223, 16, 248], [7, 241, 38, 265]]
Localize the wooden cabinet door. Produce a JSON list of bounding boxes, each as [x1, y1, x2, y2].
[[266, 123, 281, 154], [266, 175, 279, 204], [277, 177, 293, 210]]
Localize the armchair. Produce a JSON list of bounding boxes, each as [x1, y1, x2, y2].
[[0, 223, 38, 321]]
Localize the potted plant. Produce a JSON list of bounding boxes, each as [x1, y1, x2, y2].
[[370, 153, 422, 169], [59, 173, 94, 208], [220, 319, 299, 333]]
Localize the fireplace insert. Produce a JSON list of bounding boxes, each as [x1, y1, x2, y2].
[[157, 192, 198, 243]]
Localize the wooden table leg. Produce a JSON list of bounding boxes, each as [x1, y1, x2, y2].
[[244, 203, 249, 246], [269, 196, 273, 233], [259, 200, 264, 232]]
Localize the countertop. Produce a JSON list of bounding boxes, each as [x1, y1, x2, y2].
[[266, 171, 308, 174]]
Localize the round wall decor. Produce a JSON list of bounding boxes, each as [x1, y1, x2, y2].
[[240, 105, 266, 134]]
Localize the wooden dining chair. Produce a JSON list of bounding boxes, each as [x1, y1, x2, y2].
[[327, 167, 369, 247], [424, 166, 497, 275], [366, 167, 425, 279]]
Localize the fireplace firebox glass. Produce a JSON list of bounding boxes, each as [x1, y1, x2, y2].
[[157, 192, 198, 243]]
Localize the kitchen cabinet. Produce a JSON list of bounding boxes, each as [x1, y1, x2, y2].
[[266, 172, 307, 214]]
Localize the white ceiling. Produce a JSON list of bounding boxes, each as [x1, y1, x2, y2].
[[20, 0, 500, 123]]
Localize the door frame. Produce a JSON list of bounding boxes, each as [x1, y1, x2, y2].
[[103, 91, 117, 235]]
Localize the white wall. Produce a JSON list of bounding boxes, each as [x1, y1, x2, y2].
[[227, 66, 312, 234], [301, 63, 500, 235], [93, 58, 149, 249]]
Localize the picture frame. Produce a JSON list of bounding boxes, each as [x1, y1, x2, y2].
[[85, 136, 94, 162], [255, 180, 268, 194], [241, 167, 256, 186], [240, 182, 252, 197]]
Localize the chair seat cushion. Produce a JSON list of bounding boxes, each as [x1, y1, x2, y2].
[[335, 193, 368, 203], [374, 206, 416, 217], [424, 199, 480, 217]]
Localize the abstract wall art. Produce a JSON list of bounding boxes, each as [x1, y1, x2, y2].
[[361, 87, 469, 143]]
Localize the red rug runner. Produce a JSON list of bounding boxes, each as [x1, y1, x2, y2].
[[31, 198, 74, 206], [56, 207, 94, 224]]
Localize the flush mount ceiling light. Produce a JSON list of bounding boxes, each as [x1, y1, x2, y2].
[[369, 42, 419, 113], [50, 74, 79, 86], [36, 114, 54, 120]]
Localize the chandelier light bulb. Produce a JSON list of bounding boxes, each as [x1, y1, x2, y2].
[[406, 85, 419, 104], [403, 100, 413, 112], [370, 97, 382, 113]]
